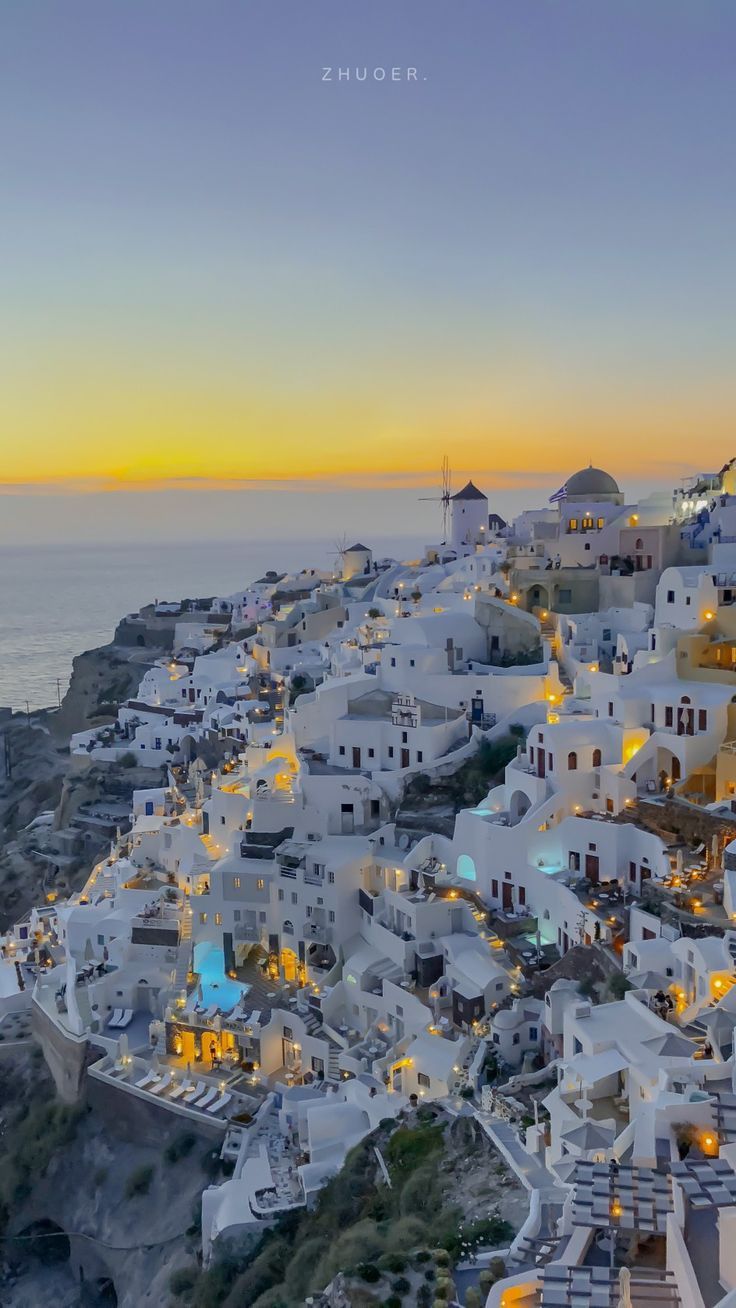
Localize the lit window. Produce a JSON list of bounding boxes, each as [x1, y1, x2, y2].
[[256, 878, 264, 891], [199, 913, 207, 924], [214, 913, 222, 926], [233, 876, 241, 889]]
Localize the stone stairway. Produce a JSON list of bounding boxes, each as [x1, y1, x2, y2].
[[326, 1045, 342, 1082], [173, 903, 193, 993]]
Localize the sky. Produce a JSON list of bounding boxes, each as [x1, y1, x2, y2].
[[0, 0, 734, 543]]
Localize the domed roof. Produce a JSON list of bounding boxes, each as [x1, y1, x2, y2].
[[564, 466, 620, 497]]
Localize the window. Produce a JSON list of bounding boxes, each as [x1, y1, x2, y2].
[[665, 706, 673, 727], [97, 933, 104, 946], [329, 910, 335, 923], [214, 912, 222, 926], [608, 702, 613, 717], [529, 1027, 538, 1041], [567, 751, 578, 771], [328, 870, 335, 883], [390, 657, 396, 667], [492, 1033, 500, 1045], [417, 1072, 431, 1088], [519, 886, 526, 906], [558, 588, 571, 604], [667, 590, 675, 603], [291, 892, 298, 905], [402, 731, 408, 743], [629, 861, 636, 882], [569, 518, 578, 531], [409, 658, 415, 667], [491, 879, 498, 897], [256, 878, 264, 891], [582, 516, 593, 530], [698, 709, 707, 731], [154, 737, 162, 750], [512, 1033, 520, 1045], [233, 876, 241, 889], [573, 1037, 583, 1054], [592, 748, 602, 768], [597, 517, 605, 530], [339, 745, 345, 755], [278, 889, 284, 902], [233, 910, 240, 921], [417, 751, 423, 763], [199, 912, 207, 924], [388, 746, 394, 758], [368, 747, 375, 758]]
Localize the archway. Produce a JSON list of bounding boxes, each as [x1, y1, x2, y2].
[[508, 790, 532, 824]]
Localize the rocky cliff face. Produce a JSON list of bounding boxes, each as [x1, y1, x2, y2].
[[0, 640, 157, 928], [50, 642, 154, 743]]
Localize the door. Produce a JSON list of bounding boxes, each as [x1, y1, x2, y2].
[[401, 748, 410, 768], [352, 746, 361, 768], [585, 854, 599, 884], [537, 750, 546, 779], [341, 804, 355, 834], [502, 882, 513, 910]]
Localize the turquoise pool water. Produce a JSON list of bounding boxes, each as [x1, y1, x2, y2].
[[193, 942, 250, 1011]]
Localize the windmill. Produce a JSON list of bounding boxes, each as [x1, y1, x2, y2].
[[419, 456, 452, 540], [331, 534, 349, 578]]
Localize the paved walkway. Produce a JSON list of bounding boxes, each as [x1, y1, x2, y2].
[[475, 1111, 565, 1201]]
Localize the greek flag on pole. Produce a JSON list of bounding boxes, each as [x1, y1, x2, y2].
[[549, 482, 567, 503]]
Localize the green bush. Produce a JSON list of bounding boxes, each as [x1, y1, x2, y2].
[[378, 1253, 407, 1273], [357, 1263, 381, 1283], [392, 1276, 411, 1294], [124, 1163, 154, 1198], [170, 1265, 199, 1296], [384, 1297, 402, 1308], [165, 1131, 197, 1164]]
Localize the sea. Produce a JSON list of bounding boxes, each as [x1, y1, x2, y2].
[[0, 535, 424, 712]]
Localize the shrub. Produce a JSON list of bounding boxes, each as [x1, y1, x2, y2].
[[384, 1298, 402, 1308], [124, 1163, 154, 1198], [378, 1254, 407, 1273], [357, 1263, 381, 1283], [119, 752, 137, 768], [392, 1276, 411, 1294], [607, 972, 632, 1000], [170, 1265, 199, 1296], [165, 1131, 198, 1164]]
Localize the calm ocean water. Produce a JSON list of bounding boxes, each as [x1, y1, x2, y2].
[[0, 536, 423, 711]]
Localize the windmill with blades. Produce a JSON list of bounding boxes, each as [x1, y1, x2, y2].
[[419, 456, 452, 541], [331, 534, 349, 579]]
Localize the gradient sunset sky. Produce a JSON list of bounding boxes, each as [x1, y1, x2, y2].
[[0, 0, 734, 540]]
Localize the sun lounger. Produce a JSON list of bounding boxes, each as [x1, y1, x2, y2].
[[194, 1087, 219, 1111], [149, 1072, 173, 1096], [107, 1009, 124, 1027], [169, 1079, 192, 1101], [207, 1092, 232, 1116], [117, 1009, 133, 1028], [184, 1081, 207, 1100], [135, 1070, 160, 1090]]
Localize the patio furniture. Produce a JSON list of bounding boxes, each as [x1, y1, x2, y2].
[[117, 1009, 133, 1028], [169, 1079, 193, 1101], [135, 1070, 160, 1090], [207, 1092, 233, 1115], [107, 1009, 124, 1027], [150, 1072, 174, 1096], [194, 1087, 219, 1111]]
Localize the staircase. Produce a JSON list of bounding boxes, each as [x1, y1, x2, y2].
[[174, 903, 193, 993], [326, 1043, 342, 1082], [301, 1008, 323, 1036]]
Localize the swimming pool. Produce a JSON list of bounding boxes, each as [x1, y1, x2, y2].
[[193, 941, 250, 1012]]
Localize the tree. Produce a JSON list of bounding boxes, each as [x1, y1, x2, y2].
[[607, 972, 632, 1000]]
